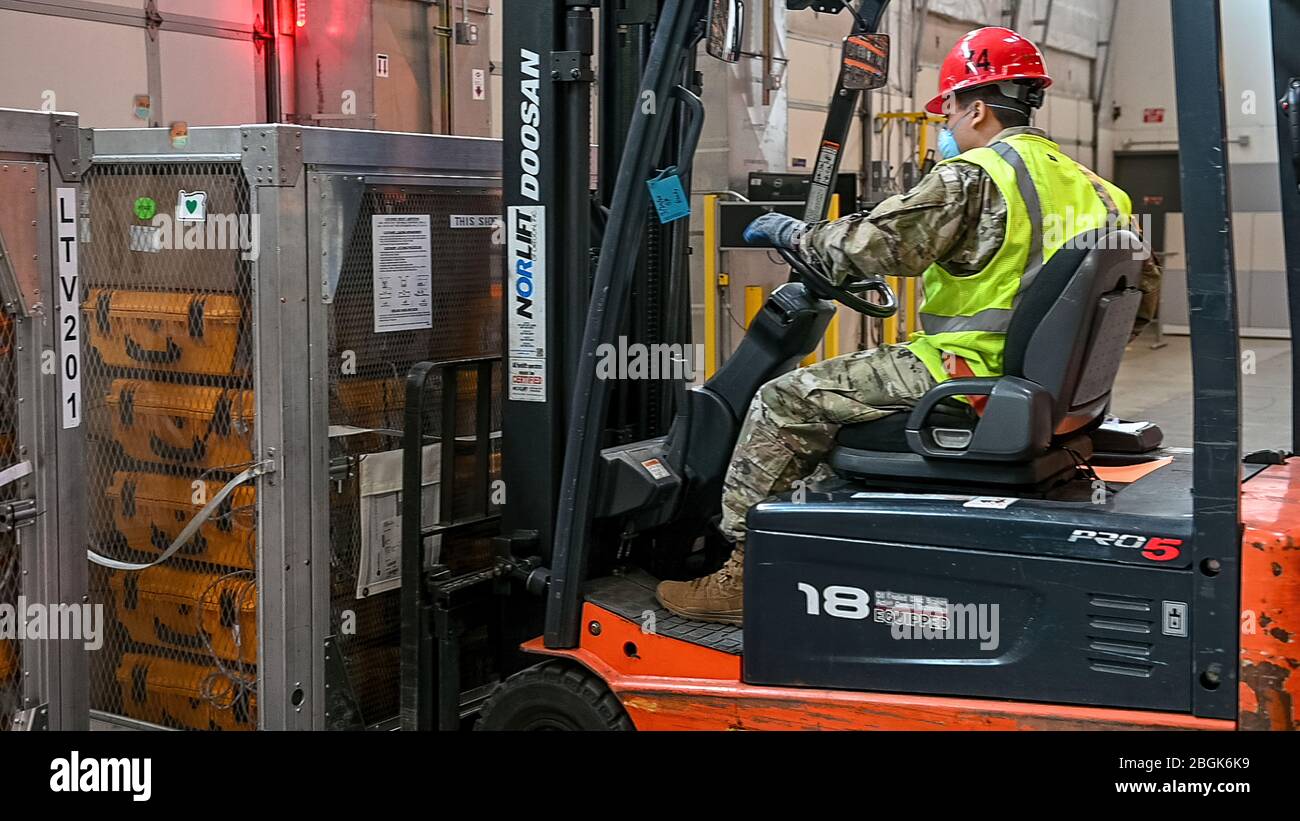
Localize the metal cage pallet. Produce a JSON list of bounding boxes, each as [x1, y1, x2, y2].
[[0, 108, 89, 731], [78, 124, 504, 730]]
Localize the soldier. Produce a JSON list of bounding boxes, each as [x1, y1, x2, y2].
[[657, 25, 1162, 624]]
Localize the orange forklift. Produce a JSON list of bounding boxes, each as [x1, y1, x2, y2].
[[400, 0, 1300, 731]]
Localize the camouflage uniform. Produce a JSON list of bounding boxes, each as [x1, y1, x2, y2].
[[719, 345, 936, 540], [717, 126, 1163, 543]]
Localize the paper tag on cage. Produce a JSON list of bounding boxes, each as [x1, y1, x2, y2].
[[647, 167, 690, 223]]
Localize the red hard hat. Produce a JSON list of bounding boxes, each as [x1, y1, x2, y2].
[[926, 27, 1053, 114]]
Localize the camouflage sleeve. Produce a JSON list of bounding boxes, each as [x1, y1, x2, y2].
[[798, 162, 1006, 287], [1127, 218, 1163, 341]]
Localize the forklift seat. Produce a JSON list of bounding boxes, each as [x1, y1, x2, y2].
[[830, 229, 1146, 487]]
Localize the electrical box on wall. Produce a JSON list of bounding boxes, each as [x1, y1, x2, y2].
[[455, 21, 480, 45]]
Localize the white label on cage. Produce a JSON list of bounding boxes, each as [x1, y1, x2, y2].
[[372, 214, 433, 333], [376, 53, 390, 78], [128, 225, 162, 253], [56, 187, 82, 429], [176, 190, 207, 222], [449, 215, 498, 229], [508, 205, 546, 402], [357, 445, 441, 599], [472, 68, 487, 100]]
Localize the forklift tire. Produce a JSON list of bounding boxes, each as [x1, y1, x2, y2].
[[475, 660, 635, 731]]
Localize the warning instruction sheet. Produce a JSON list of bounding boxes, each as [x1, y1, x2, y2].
[[372, 214, 433, 333]]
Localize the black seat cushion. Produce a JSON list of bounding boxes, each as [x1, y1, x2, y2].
[[837, 402, 977, 453], [1004, 244, 1090, 378]]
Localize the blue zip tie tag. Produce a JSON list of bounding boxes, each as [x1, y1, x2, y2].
[[647, 167, 691, 223]]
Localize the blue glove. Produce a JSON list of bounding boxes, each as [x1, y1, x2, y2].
[[743, 212, 807, 249]]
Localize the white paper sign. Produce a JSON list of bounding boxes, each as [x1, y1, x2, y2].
[[356, 445, 441, 599], [372, 214, 433, 333]]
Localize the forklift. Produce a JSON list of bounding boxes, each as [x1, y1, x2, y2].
[[401, 0, 1300, 730]]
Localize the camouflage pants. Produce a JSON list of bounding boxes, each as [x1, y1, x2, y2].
[[718, 344, 936, 543]]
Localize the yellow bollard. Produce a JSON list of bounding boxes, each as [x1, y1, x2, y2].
[[704, 194, 720, 378], [744, 286, 765, 328]]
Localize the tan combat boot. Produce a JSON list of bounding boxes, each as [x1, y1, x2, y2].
[[655, 544, 744, 625]]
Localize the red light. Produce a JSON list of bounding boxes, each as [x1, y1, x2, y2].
[[296, 0, 307, 28]]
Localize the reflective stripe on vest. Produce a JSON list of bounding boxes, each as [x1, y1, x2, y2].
[[917, 141, 1042, 336], [920, 306, 1015, 334], [907, 133, 1133, 384]]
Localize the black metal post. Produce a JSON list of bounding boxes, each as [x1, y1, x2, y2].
[[475, 360, 493, 516], [400, 357, 504, 730], [261, 0, 281, 122], [399, 362, 437, 731], [1170, 0, 1241, 721], [545, 0, 704, 648], [501, 0, 567, 559], [801, 1, 888, 222], [1270, 0, 1300, 452], [561, 2, 596, 423]]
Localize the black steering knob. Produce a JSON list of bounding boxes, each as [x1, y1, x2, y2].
[[776, 246, 898, 318]]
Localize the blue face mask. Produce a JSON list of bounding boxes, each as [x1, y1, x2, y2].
[[938, 108, 975, 160]]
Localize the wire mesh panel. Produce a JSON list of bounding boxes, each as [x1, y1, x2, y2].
[[0, 301, 18, 730], [81, 162, 259, 730], [326, 183, 503, 726]]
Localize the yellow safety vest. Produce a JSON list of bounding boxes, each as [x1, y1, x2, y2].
[[906, 132, 1133, 384]]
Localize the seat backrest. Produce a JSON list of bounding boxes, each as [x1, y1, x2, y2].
[[1002, 229, 1144, 436]]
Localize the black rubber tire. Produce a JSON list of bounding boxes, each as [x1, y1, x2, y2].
[[475, 660, 635, 731]]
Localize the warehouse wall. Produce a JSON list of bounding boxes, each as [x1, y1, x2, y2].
[[1105, 0, 1285, 336], [0, 0, 495, 135], [0, 0, 263, 127]]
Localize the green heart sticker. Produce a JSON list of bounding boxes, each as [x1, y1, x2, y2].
[[133, 197, 157, 221], [185, 199, 198, 214]]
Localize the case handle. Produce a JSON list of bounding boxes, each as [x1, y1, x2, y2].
[[153, 618, 209, 650], [149, 433, 207, 464], [125, 336, 184, 365]]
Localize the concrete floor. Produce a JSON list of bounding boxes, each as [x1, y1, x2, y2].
[[1111, 331, 1292, 453]]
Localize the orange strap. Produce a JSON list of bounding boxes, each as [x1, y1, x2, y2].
[[946, 355, 988, 415]]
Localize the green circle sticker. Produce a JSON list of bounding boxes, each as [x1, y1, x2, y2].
[[133, 197, 157, 221]]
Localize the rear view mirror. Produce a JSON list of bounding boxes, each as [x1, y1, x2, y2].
[[841, 33, 890, 91], [707, 0, 745, 63]]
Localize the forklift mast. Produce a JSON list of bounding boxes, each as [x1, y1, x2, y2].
[[1171, 0, 1244, 719], [500, 0, 699, 563], [498, 0, 893, 649]]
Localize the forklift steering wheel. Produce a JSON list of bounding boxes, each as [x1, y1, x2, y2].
[[777, 246, 898, 319]]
